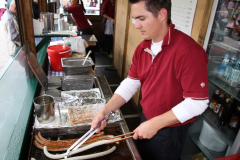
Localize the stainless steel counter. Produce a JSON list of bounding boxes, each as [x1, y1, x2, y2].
[[33, 75, 141, 160]]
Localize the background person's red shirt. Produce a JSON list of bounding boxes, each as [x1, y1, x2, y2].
[[101, 0, 115, 18], [67, 5, 90, 30]]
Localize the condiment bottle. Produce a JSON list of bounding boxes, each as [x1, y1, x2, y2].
[[209, 89, 221, 111], [218, 97, 234, 126], [228, 104, 240, 130], [214, 92, 225, 114]]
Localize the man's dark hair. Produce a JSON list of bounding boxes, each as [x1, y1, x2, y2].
[[128, 0, 171, 24]]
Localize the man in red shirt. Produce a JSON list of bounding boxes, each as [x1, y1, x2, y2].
[[92, 0, 209, 159], [64, 0, 92, 35]]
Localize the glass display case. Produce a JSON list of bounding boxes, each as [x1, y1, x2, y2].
[[181, 0, 240, 159]]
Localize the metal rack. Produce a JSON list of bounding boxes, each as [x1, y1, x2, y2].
[[190, 133, 226, 159]]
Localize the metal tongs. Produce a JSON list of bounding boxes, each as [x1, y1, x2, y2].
[[64, 111, 115, 159]]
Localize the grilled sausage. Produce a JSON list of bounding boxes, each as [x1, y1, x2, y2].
[[43, 138, 120, 159]]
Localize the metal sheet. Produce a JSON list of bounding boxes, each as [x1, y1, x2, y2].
[[27, 52, 48, 91], [62, 57, 94, 67]]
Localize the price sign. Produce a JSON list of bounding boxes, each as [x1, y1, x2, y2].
[[171, 0, 198, 36]]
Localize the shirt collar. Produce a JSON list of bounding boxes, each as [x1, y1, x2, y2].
[[142, 22, 175, 49]]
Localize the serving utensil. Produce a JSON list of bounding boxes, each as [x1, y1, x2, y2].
[[82, 50, 92, 65], [105, 131, 135, 144], [64, 111, 115, 159]]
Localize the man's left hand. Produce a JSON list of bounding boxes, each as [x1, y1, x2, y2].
[[133, 119, 159, 140]]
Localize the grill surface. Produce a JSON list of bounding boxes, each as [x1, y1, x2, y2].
[[29, 126, 134, 160]]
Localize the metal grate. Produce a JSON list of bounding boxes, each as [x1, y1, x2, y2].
[[190, 134, 227, 159], [196, 137, 226, 158]]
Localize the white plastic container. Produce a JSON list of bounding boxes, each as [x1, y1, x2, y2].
[[199, 120, 228, 152]]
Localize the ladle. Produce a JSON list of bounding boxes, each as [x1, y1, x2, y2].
[[82, 50, 92, 65]]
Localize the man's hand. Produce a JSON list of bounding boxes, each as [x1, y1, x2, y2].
[[91, 111, 107, 133], [133, 119, 159, 140]]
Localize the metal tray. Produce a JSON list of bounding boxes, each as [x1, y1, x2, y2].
[[61, 75, 94, 91], [29, 125, 137, 160], [62, 57, 94, 75]]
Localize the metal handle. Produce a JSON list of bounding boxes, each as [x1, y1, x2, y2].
[[96, 111, 115, 128]]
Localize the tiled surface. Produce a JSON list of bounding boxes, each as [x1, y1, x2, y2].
[[95, 52, 113, 66], [95, 66, 121, 85]]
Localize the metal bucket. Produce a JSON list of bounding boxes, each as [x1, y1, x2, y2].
[[33, 95, 55, 124]]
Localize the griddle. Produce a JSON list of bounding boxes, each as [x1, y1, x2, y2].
[[28, 125, 135, 160]]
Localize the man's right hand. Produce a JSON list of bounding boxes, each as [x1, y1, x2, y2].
[[91, 111, 107, 133]]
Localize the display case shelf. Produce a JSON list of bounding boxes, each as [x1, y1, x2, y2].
[[208, 75, 240, 102], [190, 133, 226, 159], [211, 41, 240, 53]]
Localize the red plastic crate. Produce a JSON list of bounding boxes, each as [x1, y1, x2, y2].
[[212, 154, 240, 160]]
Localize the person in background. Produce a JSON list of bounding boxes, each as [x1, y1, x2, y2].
[[228, 0, 235, 8], [90, 0, 98, 7], [80, 0, 86, 13], [0, 0, 6, 20], [2, 0, 21, 56], [91, 0, 209, 159], [217, 6, 229, 30], [63, 0, 92, 35], [101, 0, 115, 58], [32, 0, 40, 20]]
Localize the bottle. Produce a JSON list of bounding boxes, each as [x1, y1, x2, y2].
[[218, 97, 234, 126], [218, 54, 230, 77], [224, 55, 238, 80], [214, 92, 225, 114], [209, 89, 221, 110], [228, 104, 240, 130], [228, 61, 240, 84], [234, 116, 240, 134]]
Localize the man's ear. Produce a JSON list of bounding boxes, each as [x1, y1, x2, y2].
[[158, 8, 168, 22]]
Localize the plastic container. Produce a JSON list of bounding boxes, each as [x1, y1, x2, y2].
[[47, 45, 71, 71], [199, 120, 228, 152], [212, 154, 240, 160]]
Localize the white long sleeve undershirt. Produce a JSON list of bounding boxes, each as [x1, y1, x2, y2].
[[115, 78, 209, 123]]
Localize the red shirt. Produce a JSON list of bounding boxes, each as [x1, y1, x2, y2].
[[128, 23, 209, 127], [67, 5, 90, 30], [101, 0, 115, 18]]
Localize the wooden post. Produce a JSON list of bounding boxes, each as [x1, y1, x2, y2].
[[16, 0, 36, 55], [39, 0, 48, 13]]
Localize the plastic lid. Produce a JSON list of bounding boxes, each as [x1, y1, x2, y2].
[[47, 45, 70, 52], [224, 54, 230, 59]]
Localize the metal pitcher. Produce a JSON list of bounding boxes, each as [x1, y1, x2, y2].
[[33, 95, 55, 124]]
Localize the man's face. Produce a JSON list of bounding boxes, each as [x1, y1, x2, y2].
[[132, 1, 163, 41], [69, 0, 78, 6]]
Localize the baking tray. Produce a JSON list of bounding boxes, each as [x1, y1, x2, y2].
[[34, 89, 122, 129], [61, 75, 94, 91], [29, 125, 135, 160], [33, 104, 122, 129]]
